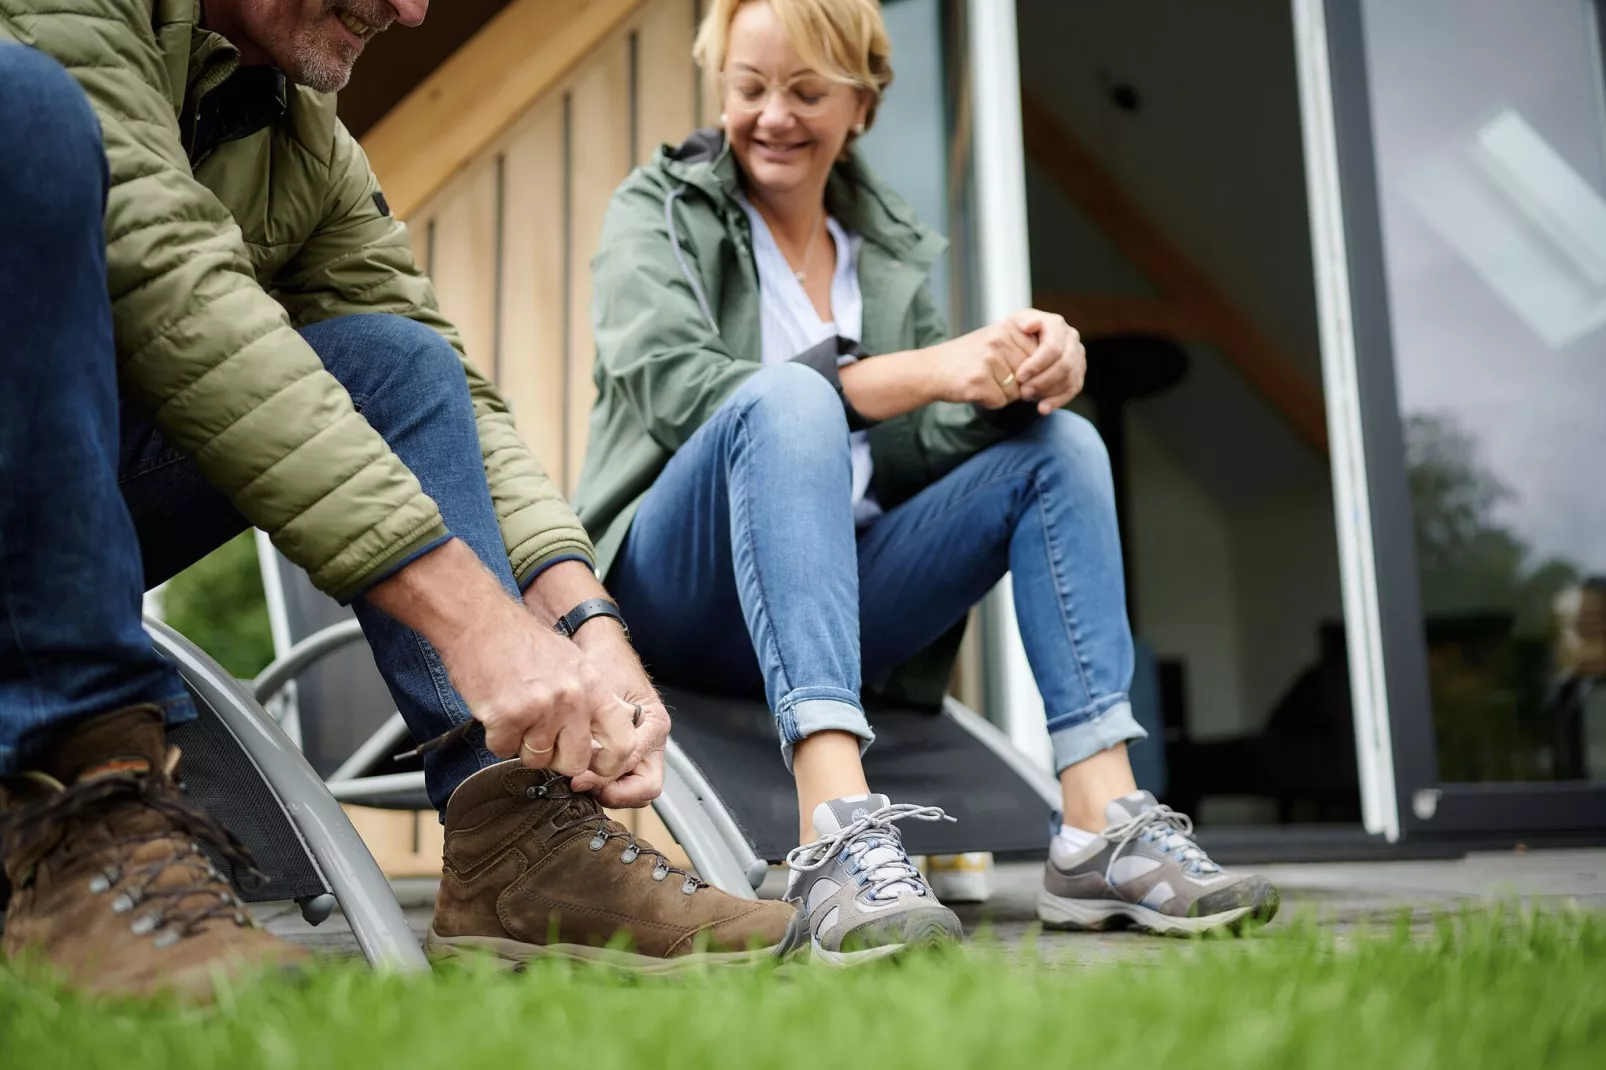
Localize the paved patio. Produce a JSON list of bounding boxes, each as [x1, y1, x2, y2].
[[259, 847, 1606, 963]]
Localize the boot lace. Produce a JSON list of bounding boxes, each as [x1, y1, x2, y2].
[[2, 769, 264, 947], [525, 778, 707, 895]]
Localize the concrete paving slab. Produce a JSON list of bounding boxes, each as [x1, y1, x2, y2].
[[257, 848, 1606, 966]]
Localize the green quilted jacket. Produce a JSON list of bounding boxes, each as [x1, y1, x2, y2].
[[574, 129, 1038, 705], [0, 0, 592, 601]]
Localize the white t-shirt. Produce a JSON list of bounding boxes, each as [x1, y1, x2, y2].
[[739, 197, 881, 525]]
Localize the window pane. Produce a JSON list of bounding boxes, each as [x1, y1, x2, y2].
[[1363, 0, 1606, 782]]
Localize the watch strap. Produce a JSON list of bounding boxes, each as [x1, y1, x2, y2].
[[553, 598, 628, 640]]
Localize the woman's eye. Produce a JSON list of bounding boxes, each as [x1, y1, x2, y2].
[[796, 92, 824, 106]]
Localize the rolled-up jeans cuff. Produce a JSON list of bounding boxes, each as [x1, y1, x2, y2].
[[775, 686, 873, 772], [1046, 695, 1147, 773]]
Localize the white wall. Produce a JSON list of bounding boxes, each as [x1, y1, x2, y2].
[[1125, 413, 1247, 739]]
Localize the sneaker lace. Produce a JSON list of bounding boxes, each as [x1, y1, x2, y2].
[[1102, 805, 1220, 882], [1, 769, 264, 944], [533, 778, 707, 895], [786, 804, 954, 902]]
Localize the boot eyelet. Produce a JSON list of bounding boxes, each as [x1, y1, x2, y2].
[[620, 844, 640, 864], [652, 863, 669, 881], [152, 927, 182, 949], [526, 783, 549, 800], [588, 834, 607, 851], [111, 891, 140, 914], [88, 868, 119, 895], [130, 911, 163, 936], [681, 878, 698, 895]]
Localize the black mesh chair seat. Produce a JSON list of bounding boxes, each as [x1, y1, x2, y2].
[[166, 688, 330, 905], [660, 685, 1055, 862]]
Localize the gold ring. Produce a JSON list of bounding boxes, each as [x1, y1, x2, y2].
[[522, 738, 555, 757], [1001, 373, 1016, 388]]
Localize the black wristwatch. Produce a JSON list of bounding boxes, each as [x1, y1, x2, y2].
[[552, 598, 629, 640]]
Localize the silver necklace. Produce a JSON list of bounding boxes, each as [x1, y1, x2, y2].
[[791, 213, 827, 284]]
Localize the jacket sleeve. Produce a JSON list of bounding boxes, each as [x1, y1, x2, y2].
[[273, 121, 595, 585], [590, 177, 760, 452], [0, 0, 447, 602], [870, 280, 1041, 507]]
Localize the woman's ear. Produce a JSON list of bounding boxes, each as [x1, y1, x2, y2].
[[853, 89, 872, 134]]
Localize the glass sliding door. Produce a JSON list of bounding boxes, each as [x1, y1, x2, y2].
[[1315, 0, 1606, 835]]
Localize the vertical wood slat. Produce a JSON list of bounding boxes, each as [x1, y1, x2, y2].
[[635, 0, 697, 164], [499, 100, 569, 477], [565, 37, 634, 492], [428, 162, 499, 375]]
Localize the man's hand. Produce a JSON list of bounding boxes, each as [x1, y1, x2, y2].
[[1007, 308, 1085, 415], [522, 561, 670, 807], [365, 540, 635, 778], [571, 658, 670, 809]]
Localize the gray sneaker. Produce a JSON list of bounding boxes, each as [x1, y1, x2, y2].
[[1038, 791, 1279, 935], [785, 794, 964, 965]]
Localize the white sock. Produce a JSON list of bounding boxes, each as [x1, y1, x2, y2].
[[1056, 824, 1099, 852]]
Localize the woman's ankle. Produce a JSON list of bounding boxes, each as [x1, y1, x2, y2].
[[793, 730, 871, 841], [1058, 742, 1139, 833]]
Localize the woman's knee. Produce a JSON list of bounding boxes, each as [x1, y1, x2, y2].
[[1031, 409, 1112, 475], [731, 361, 851, 438]]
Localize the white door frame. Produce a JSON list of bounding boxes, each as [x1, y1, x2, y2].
[[965, 0, 1057, 775], [1291, 0, 1400, 840]]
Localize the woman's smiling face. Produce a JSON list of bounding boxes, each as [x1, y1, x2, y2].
[[720, 1, 868, 201]]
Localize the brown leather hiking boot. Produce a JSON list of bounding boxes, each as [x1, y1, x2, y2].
[[0, 706, 309, 1000], [427, 761, 801, 971]]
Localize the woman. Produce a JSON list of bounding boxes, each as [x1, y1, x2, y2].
[[574, 0, 1278, 960]]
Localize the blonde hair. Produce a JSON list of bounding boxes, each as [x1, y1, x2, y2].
[[693, 0, 895, 132]]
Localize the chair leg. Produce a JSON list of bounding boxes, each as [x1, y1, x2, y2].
[[663, 739, 770, 889], [145, 618, 429, 972], [654, 760, 762, 898], [941, 697, 1063, 810]]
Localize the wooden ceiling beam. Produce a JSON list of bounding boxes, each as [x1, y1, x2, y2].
[[1021, 93, 1329, 453], [362, 0, 643, 220]]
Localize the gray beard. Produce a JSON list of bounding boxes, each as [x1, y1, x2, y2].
[[295, 35, 361, 92], [287, 1, 387, 93], [289, 31, 358, 92]]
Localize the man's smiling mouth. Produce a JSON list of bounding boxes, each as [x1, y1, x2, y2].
[[337, 12, 373, 39]]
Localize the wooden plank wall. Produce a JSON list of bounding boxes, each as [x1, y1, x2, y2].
[[355, 0, 698, 876], [404, 0, 697, 497]]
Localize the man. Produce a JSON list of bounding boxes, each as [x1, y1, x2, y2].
[[0, 0, 798, 999]]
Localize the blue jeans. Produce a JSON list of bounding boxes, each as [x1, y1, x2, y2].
[[0, 46, 511, 809], [606, 362, 1146, 772]]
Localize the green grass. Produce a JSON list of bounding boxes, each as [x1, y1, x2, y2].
[[3, 908, 1603, 1069]]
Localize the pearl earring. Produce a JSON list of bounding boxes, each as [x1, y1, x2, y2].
[[852, 122, 866, 136], [719, 112, 728, 127]]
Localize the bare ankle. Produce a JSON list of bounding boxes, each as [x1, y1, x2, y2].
[[1058, 742, 1139, 835], [791, 730, 870, 842]]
